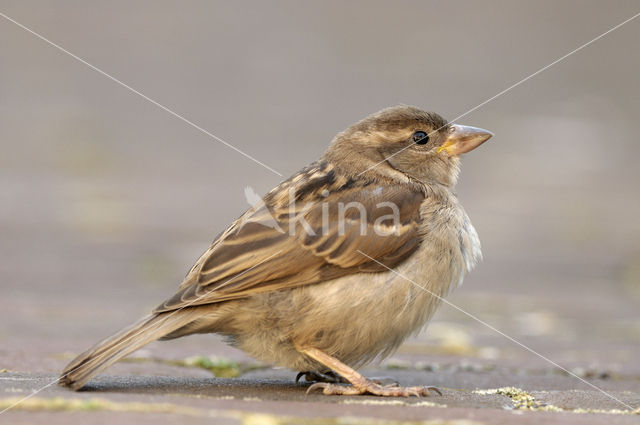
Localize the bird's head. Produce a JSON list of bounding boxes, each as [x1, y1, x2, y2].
[[324, 105, 493, 187]]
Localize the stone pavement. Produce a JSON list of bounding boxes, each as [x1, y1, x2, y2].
[[2, 1, 640, 423]]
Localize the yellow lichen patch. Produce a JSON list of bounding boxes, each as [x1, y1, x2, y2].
[[473, 388, 639, 415], [0, 397, 210, 416], [118, 354, 266, 378], [474, 387, 541, 410], [474, 387, 563, 412], [179, 355, 241, 378]]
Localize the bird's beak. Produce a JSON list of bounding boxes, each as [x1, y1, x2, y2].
[[437, 124, 493, 156]]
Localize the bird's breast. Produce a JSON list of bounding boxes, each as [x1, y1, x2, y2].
[[414, 192, 482, 291]]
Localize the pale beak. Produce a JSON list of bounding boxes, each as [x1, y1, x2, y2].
[[437, 124, 493, 156]]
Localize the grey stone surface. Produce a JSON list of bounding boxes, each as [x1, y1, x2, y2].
[[1, 1, 640, 423]]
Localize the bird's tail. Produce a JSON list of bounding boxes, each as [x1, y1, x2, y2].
[[59, 310, 197, 390]]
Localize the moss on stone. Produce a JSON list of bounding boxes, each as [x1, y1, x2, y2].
[[473, 387, 639, 415]]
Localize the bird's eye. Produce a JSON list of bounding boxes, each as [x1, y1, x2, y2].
[[412, 131, 429, 145]]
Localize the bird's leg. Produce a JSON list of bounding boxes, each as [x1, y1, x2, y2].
[[298, 346, 441, 397]]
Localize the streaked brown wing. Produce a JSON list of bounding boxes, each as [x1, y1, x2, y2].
[[154, 162, 425, 313]]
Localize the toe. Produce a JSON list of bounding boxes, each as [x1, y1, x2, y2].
[[307, 383, 363, 396], [306, 382, 328, 394]]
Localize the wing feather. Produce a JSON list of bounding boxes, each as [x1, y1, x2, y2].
[[154, 161, 425, 313]]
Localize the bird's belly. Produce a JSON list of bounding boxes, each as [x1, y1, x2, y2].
[[218, 238, 468, 372]]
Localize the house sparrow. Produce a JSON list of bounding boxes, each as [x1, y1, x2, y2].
[[60, 105, 492, 396]]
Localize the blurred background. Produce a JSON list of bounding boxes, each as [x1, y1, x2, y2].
[[1, 0, 639, 388]]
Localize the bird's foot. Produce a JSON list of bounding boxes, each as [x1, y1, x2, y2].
[[296, 346, 440, 397], [296, 370, 346, 384], [307, 380, 441, 397], [296, 371, 397, 386]]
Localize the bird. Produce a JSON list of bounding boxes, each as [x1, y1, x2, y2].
[[60, 105, 492, 396]]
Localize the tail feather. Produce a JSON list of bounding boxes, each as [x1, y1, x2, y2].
[[59, 311, 196, 390]]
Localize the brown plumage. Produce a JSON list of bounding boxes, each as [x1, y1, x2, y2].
[[60, 105, 492, 396]]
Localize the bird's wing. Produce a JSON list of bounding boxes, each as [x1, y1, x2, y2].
[[154, 162, 425, 313]]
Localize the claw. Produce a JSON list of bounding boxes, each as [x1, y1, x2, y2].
[[295, 370, 346, 384], [427, 386, 443, 396]]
